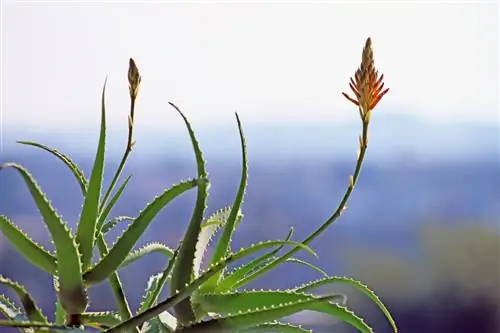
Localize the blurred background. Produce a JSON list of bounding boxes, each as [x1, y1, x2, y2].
[[1, 1, 499, 332]]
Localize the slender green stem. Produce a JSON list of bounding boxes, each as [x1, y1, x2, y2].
[[236, 116, 370, 287], [100, 97, 136, 213], [96, 235, 139, 333]]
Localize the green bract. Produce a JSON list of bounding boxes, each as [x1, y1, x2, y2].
[[0, 38, 396, 333]]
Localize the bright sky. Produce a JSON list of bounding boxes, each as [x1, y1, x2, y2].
[[1, 1, 498, 134]]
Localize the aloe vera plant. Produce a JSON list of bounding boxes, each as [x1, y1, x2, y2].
[[0, 38, 396, 332]]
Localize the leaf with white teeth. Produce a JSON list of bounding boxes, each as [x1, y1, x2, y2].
[[238, 322, 311, 333], [0, 276, 47, 324], [293, 276, 397, 333], [0, 164, 87, 314], [177, 294, 372, 333], [0, 215, 57, 275], [0, 294, 33, 333], [15, 141, 88, 195], [193, 206, 233, 279], [169, 102, 210, 325], [83, 178, 199, 285], [120, 242, 174, 269], [194, 290, 346, 316]]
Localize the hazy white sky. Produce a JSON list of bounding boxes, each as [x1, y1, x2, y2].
[[1, 1, 498, 134]]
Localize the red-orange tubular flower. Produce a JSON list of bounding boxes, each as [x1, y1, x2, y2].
[[342, 38, 389, 114]]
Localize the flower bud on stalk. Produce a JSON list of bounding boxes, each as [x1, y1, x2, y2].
[[128, 58, 142, 100], [342, 38, 389, 124]]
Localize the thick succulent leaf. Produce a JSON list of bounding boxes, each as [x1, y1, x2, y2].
[[0, 294, 32, 333], [0, 276, 46, 323], [294, 276, 397, 332], [0, 321, 85, 332], [215, 228, 294, 292], [208, 113, 248, 284], [238, 322, 311, 333], [104, 239, 315, 333], [80, 311, 121, 329], [16, 141, 88, 195], [176, 294, 372, 333], [194, 290, 345, 316], [83, 178, 199, 285], [76, 80, 108, 270], [0, 164, 87, 314], [193, 207, 232, 278], [97, 175, 133, 230], [99, 215, 134, 235], [168, 102, 209, 324], [120, 242, 174, 269], [138, 248, 179, 314], [0, 215, 57, 274]]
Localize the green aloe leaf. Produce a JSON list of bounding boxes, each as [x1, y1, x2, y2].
[[215, 228, 294, 292], [99, 215, 134, 235], [284, 258, 328, 278], [0, 276, 46, 323], [80, 311, 121, 330], [168, 102, 210, 324], [238, 322, 311, 333], [104, 239, 315, 333], [194, 290, 345, 316], [208, 113, 248, 285], [0, 215, 56, 274], [138, 247, 180, 315], [0, 321, 85, 332], [0, 163, 87, 314], [16, 141, 88, 195], [193, 207, 232, 278], [83, 178, 199, 285], [294, 276, 397, 332], [0, 294, 32, 333], [120, 242, 174, 269], [97, 175, 133, 231], [177, 294, 372, 333], [76, 79, 108, 270]]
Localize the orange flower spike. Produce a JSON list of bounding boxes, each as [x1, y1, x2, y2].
[[342, 37, 389, 116]]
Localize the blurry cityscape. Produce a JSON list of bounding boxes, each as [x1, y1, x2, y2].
[[1, 116, 499, 333]]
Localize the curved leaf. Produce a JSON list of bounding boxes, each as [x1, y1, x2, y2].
[[168, 102, 209, 324], [138, 247, 179, 315], [294, 276, 397, 332], [97, 176, 133, 231], [0, 294, 32, 333], [177, 294, 371, 333], [0, 163, 87, 314], [0, 276, 46, 323], [193, 207, 232, 278], [238, 322, 311, 333], [76, 79, 108, 270], [208, 113, 248, 284], [120, 242, 174, 269], [104, 239, 315, 333], [80, 311, 121, 329], [0, 215, 56, 274], [0, 321, 85, 332], [195, 290, 346, 316], [16, 141, 88, 195], [83, 178, 199, 285], [99, 215, 134, 235]]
